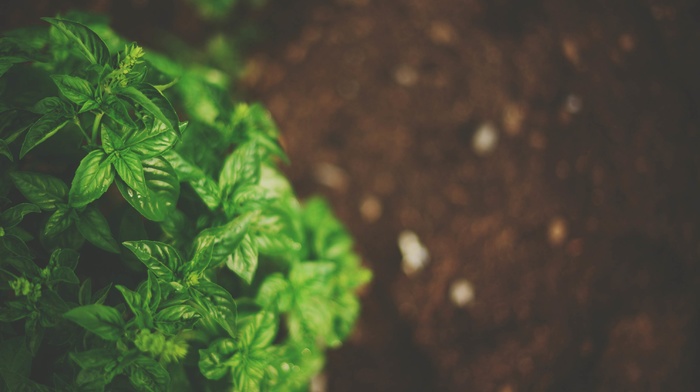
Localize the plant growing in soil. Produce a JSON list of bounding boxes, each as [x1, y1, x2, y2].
[[0, 13, 370, 391]]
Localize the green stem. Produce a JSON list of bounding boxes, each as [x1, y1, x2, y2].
[[92, 112, 104, 145], [73, 116, 90, 143]]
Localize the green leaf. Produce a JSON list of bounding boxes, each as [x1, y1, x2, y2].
[[191, 282, 237, 337], [76, 206, 119, 253], [113, 151, 148, 196], [43, 18, 110, 66], [0, 57, 26, 79], [78, 279, 92, 305], [63, 305, 124, 341], [100, 125, 122, 154], [198, 338, 235, 380], [118, 84, 179, 135], [70, 348, 116, 369], [116, 156, 179, 222], [156, 304, 199, 323], [163, 150, 220, 209], [0, 203, 40, 228], [20, 112, 70, 158], [49, 266, 79, 285], [256, 273, 291, 311], [0, 139, 12, 161], [1, 235, 31, 259], [0, 337, 32, 391], [32, 97, 64, 115], [122, 240, 181, 281], [232, 359, 266, 392], [115, 285, 151, 329], [43, 206, 73, 237], [226, 233, 258, 284], [79, 99, 100, 113], [128, 356, 170, 392], [123, 119, 178, 158], [10, 172, 68, 211], [239, 311, 276, 351], [49, 248, 80, 270], [102, 95, 135, 128], [219, 142, 260, 197], [145, 271, 161, 311], [194, 213, 252, 268], [51, 75, 93, 105], [69, 149, 114, 208]]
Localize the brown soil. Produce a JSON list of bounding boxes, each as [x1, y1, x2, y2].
[[4, 0, 700, 391]]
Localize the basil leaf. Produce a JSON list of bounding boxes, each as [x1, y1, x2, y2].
[[124, 119, 178, 158], [43, 206, 74, 237], [219, 142, 260, 198], [69, 149, 114, 208], [10, 171, 68, 211], [155, 304, 199, 323], [118, 84, 179, 135], [163, 150, 220, 209], [0, 139, 12, 161], [32, 97, 64, 115], [70, 349, 116, 370], [0, 203, 40, 228], [115, 156, 179, 222], [51, 75, 93, 105], [76, 206, 119, 253], [256, 274, 291, 311], [239, 311, 276, 351], [63, 305, 124, 341], [226, 233, 258, 284], [122, 240, 181, 282], [102, 95, 135, 128], [198, 339, 235, 380], [113, 151, 148, 196], [115, 285, 150, 329], [100, 125, 122, 154], [49, 248, 79, 270], [194, 213, 251, 268], [127, 356, 170, 392], [20, 112, 69, 158], [49, 266, 79, 285], [43, 18, 110, 66]]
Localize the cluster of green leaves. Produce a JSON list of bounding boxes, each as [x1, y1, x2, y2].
[[187, 0, 268, 20], [0, 13, 370, 392]]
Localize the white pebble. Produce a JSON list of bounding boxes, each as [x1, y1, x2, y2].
[[565, 94, 582, 114], [359, 195, 382, 223], [310, 373, 327, 392], [398, 230, 430, 275], [472, 122, 499, 156], [394, 64, 418, 87], [450, 279, 475, 307], [548, 217, 568, 247], [313, 163, 349, 191]]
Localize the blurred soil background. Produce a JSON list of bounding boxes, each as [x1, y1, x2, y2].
[[3, 0, 700, 390]]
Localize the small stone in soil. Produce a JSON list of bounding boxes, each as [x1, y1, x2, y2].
[[428, 21, 455, 45], [310, 372, 327, 392], [450, 279, 475, 307], [472, 122, 499, 156], [399, 230, 430, 275], [548, 217, 568, 247], [565, 94, 583, 114], [359, 195, 382, 222], [313, 162, 349, 191], [503, 103, 525, 136], [394, 64, 418, 87]]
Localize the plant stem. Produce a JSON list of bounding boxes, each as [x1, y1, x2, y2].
[[92, 112, 104, 145], [74, 116, 90, 142]]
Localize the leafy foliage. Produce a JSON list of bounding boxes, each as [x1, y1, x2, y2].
[[0, 13, 370, 392]]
